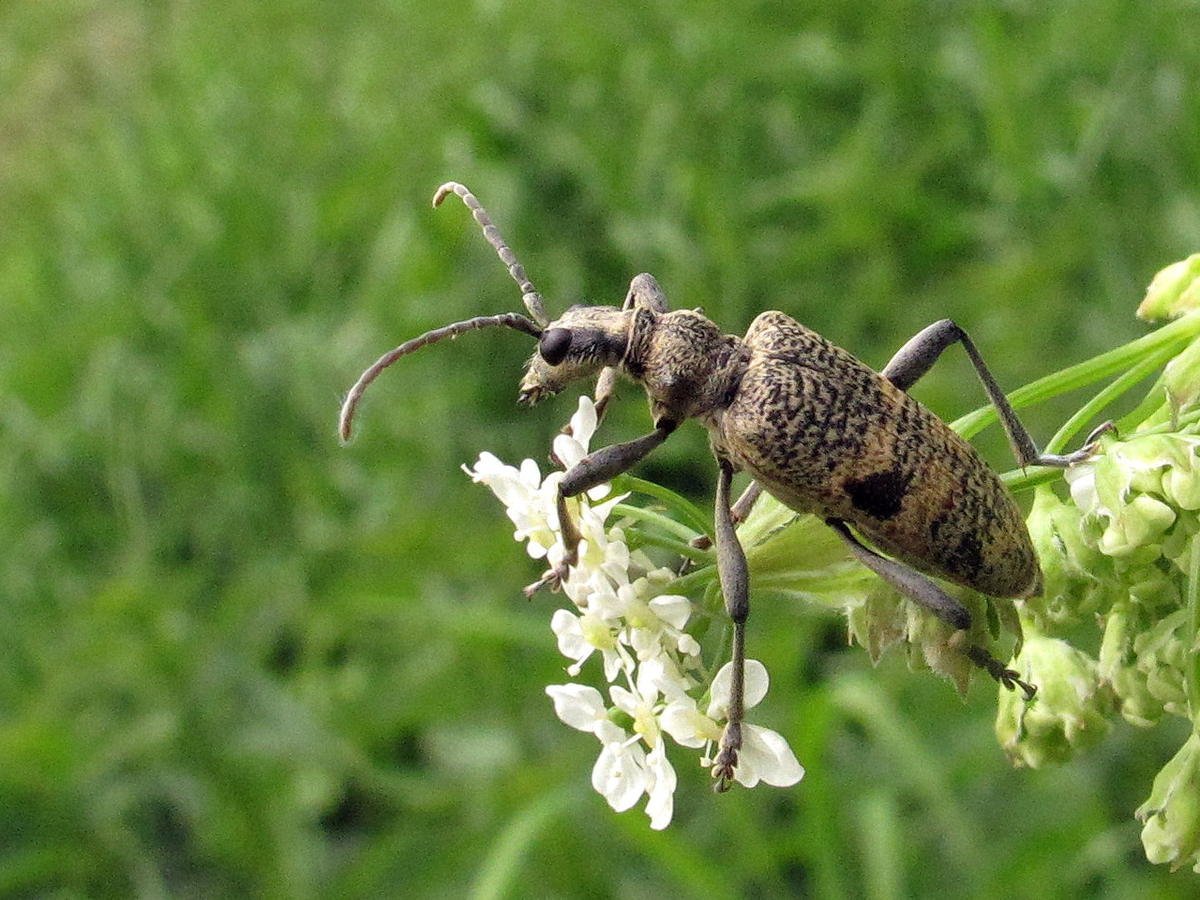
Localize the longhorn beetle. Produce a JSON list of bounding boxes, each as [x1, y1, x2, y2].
[[340, 182, 1108, 791]]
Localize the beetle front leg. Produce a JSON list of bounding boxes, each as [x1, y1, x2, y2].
[[881, 319, 1112, 468], [712, 457, 751, 792], [827, 518, 1036, 700], [525, 422, 676, 596]]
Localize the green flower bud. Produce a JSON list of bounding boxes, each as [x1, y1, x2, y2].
[[996, 634, 1114, 768], [1163, 340, 1200, 419], [1161, 440, 1200, 510], [845, 582, 907, 664], [1098, 599, 1164, 727], [1137, 253, 1200, 322], [1133, 609, 1191, 718], [1137, 733, 1200, 872], [1097, 494, 1177, 558], [1024, 485, 1118, 629]]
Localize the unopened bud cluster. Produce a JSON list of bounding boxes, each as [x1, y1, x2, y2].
[[997, 255, 1200, 873]]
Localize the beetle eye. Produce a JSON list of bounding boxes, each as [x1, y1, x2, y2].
[[538, 328, 572, 366]]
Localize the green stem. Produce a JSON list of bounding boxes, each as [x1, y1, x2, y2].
[[669, 563, 719, 599], [613, 475, 712, 537], [612, 502, 702, 545], [626, 530, 713, 564], [1044, 347, 1176, 454]]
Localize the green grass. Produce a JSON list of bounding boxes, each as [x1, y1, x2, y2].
[[1, 1, 1199, 896]]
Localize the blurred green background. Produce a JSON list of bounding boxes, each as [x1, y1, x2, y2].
[[3, 1, 1200, 896]]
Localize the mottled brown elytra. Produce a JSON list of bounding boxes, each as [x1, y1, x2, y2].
[[340, 182, 1108, 791]]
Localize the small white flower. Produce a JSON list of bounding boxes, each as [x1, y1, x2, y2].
[[643, 743, 677, 830], [550, 608, 630, 680], [660, 659, 804, 788], [592, 737, 648, 813]]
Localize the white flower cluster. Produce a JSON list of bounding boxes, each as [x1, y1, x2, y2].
[[464, 396, 803, 829]]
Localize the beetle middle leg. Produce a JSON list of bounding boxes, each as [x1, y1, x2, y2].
[[690, 480, 764, 553], [525, 421, 676, 595], [712, 457, 751, 791], [827, 518, 1036, 699], [882, 319, 1112, 468]]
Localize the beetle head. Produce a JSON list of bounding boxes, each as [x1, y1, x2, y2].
[[519, 305, 631, 405]]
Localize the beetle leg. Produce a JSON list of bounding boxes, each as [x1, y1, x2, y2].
[[591, 367, 620, 424], [712, 458, 751, 792], [622, 272, 671, 313], [827, 518, 1036, 699], [525, 423, 675, 596], [691, 480, 763, 552], [881, 319, 1109, 468]]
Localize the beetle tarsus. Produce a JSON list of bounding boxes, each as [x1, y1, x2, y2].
[[965, 644, 1037, 700], [711, 723, 742, 792]]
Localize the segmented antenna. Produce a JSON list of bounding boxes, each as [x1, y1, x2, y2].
[[338, 312, 542, 442], [433, 182, 549, 327]]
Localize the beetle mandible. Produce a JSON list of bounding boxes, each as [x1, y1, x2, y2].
[[340, 182, 1107, 791]]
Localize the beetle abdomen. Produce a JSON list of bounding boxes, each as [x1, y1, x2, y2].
[[719, 312, 1041, 599]]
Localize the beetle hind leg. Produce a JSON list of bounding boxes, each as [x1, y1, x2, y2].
[[881, 319, 1109, 469], [828, 518, 1036, 699]]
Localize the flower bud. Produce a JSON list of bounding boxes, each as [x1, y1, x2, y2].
[[1137, 733, 1200, 872], [1133, 609, 1191, 717], [1098, 599, 1163, 727], [1137, 253, 1200, 322], [1163, 340, 1200, 419], [1023, 486, 1117, 629], [996, 634, 1114, 768], [1097, 494, 1176, 558]]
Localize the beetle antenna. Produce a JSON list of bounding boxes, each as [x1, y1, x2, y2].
[[433, 182, 550, 328], [339, 312, 542, 442]]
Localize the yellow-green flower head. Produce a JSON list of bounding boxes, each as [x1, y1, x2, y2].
[[1137, 733, 1200, 873], [1023, 485, 1118, 629], [1098, 598, 1166, 728], [1065, 436, 1198, 560], [995, 633, 1115, 768], [1137, 253, 1200, 322]]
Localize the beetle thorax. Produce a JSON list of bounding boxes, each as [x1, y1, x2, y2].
[[624, 309, 747, 425]]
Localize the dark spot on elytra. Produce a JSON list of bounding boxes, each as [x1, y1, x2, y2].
[[843, 468, 911, 520], [953, 532, 984, 575]]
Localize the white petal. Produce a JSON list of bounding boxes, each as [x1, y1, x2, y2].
[[660, 698, 716, 749], [648, 594, 692, 630], [708, 659, 770, 719], [569, 396, 598, 449], [545, 684, 607, 733], [608, 685, 640, 717], [550, 609, 592, 664], [553, 432, 588, 471], [644, 745, 677, 830], [592, 742, 647, 812], [734, 723, 805, 788]]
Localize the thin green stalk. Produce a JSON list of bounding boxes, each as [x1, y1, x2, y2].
[[1044, 347, 1175, 454], [625, 529, 713, 564], [1188, 532, 1200, 726], [669, 563, 719, 597], [613, 475, 712, 537], [612, 502, 702, 545]]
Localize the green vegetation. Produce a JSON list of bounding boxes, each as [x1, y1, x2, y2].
[[2, 1, 1199, 896]]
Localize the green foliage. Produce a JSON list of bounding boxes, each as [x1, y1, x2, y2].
[[1, 0, 1199, 895]]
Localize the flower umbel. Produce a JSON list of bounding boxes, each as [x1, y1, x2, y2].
[[994, 253, 1200, 874], [465, 396, 803, 828]]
